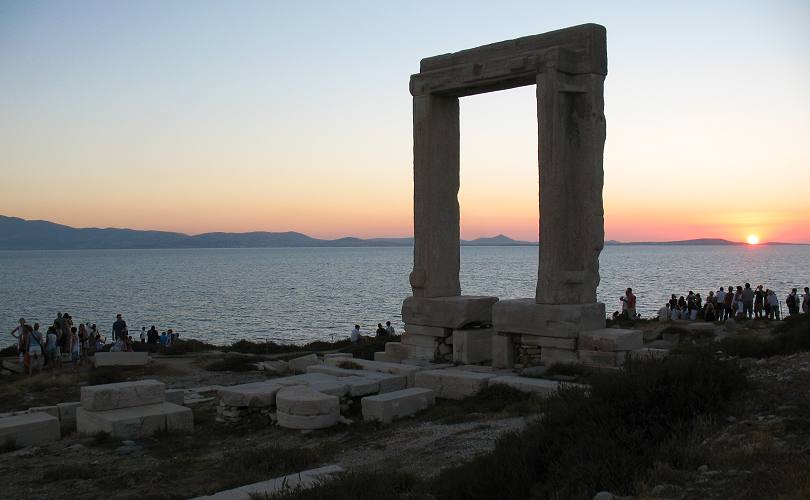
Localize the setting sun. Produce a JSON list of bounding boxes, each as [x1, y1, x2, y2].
[[747, 234, 760, 245]]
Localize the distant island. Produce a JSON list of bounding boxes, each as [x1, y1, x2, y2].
[[0, 215, 802, 250]]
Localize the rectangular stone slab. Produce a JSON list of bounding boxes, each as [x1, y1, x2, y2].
[[490, 376, 564, 396], [404, 324, 453, 338], [491, 334, 515, 369], [288, 354, 321, 374], [81, 380, 166, 411], [401, 333, 439, 349], [413, 369, 496, 400], [218, 381, 283, 408], [0, 412, 60, 447], [76, 402, 193, 438], [579, 328, 643, 352], [493, 299, 605, 338], [402, 296, 499, 329], [93, 351, 149, 367], [519, 335, 577, 350], [57, 401, 82, 434], [324, 358, 424, 387], [362, 388, 435, 423]]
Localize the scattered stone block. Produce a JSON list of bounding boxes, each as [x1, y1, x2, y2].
[[288, 354, 321, 374], [28, 405, 60, 420], [402, 296, 499, 329], [491, 334, 515, 369], [405, 324, 453, 337], [520, 335, 577, 350], [76, 402, 193, 438], [493, 300, 605, 338], [81, 380, 166, 411], [383, 342, 410, 363], [218, 381, 283, 408], [452, 328, 494, 364], [401, 333, 437, 349], [323, 353, 353, 360], [276, 386, 339, 416], [626, 348, 669, 362], [276, 410, 339, 429], [57, 401, 82, 434], [324, 358, 424, 387], [362, 388, 435, 423], [308, 380, 349, 397], [0, 412, 60, 447], [579, 328, 643, 352], [93, 351, 149, 367], [192, 465, 344, 500], [255, 360, 289, 374], [166, 389, 185, 405], [414, 368, 496, 400]]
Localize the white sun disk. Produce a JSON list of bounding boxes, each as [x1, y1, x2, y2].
[[747, 234, 759, 245]]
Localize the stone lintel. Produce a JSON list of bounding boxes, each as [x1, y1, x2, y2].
[[402, 295, 498, 329], [411, 24, 606, 97], [492, 299, 605, 338]]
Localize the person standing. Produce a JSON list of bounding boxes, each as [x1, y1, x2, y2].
[[112, 314, 126, 342], [715, 288, 726, 320], [724, 287, 734, 320], [754, 285, 765, 319], [742, 283, 754, 319], [786, 288, 800, 316], [621, 288, 636, 320], [45, 325, 60, 370], [140, 327, 146, 343], [803, 287, 810, 314], [350, 324, 361, 343], [767, 290, 780, 320], [69, 326, 81, 370], [385, 321, 395, 335], [27, 323, 44, 376], [9, 318, 27, 364]]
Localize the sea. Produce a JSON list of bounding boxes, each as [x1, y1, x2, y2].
[[1, 245, 808, 347]]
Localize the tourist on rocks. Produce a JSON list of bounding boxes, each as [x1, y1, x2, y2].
[[734, 286, 745, 317], [112, 314, 127, 342], [140, 327, 146, 343], [26, 323, 44, 376], [803, 287, 810, 314], [742, 283, 755, 319], [385, 321, 395, 335], [657, 303, 669, 322], [786, 288, 800, 316], [45, 325, 60, 370], [693, 293, 702, 321], [350, 324, 362, 343], [375, 323, 386, 337], [704, 299, 717, 322], [9, 317, 27, 364], [715, 288, 726, 320], [169, 329, 177, 343], [677, 296, 687, 319], [724, 287, 734, 321], [754, 285, 765, 319], [147, 325, 159, 344], [69, 326, 81, 370], [767, 290, 780, 320], [620, 288, 636, 320], [686, 292, 696, 320], [94, 334, 104, 352], [159, 331, 168, 346]]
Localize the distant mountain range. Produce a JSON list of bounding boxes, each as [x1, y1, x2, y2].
[[0, 216, 801, 250]]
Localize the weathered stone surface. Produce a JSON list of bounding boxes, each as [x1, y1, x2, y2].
[[276, 410, 338, 430], [362, 388, 435, 423], [308, 380, 349, 397], [414, 369, 496, 400], [324, 358, 424, 387], [255, 360, 289, 374], [288, 354, 321, 374], [401, 333, 438, 349], [411, 93, 461, 298], [323, 353, 353, 360], [542, 347, 579, 364], [166, 389, 185, 405], [218, 381, 282, 408], [28, 405, 60, 420], [452, 328, 495, 364], [579, 350, 621, 368], [93, 351, 149, 367], [192, 465, 344, 500], [0, 412, 60, 447], [490, 376, 563, 395], [402, 296, 498, 329], [404, 324, 453, 337], [491, 334, 515, 369], [373, 351, 389, 362], [342, 377, 380, 397], [493, 300, 605, 338], [2, 359, 24, 373], [57, 401, 82, 434], [81, 380, 165, 411], [76, 402, 192, 438], [579, 328, 643, 352], [276, 386, 339, 416], [383, 342, 410, 363], [626, 348, 669, 361], [519, 335, 577, 349]]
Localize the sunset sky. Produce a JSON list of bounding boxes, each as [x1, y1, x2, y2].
[[1, 1, 808, 243]]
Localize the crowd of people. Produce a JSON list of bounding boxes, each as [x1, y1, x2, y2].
[[8, 312, 178, 376], [351, 321, 396, 343], [615, 285, 810, 323]]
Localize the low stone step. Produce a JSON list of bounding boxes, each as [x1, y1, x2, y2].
[[192, 465, 343, 500], [288, 354, 321, 374], [93, 351, 149, 367], [76, 401, 192, 438], [218, 381, 283, 408], [361, 388, 435, 423], [413, 368, 496, 400], [579, 328, 643, 352], [324, 358, 424, 386], [0, 412, 60, 447], [81, 380, 166, 411]]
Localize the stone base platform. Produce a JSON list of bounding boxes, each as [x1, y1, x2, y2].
[[452, 328, 494, 364], [413, 368, 496, 400], [362, 388, 435, 423], [94, 351, 149, 367], [0, 412, 61, 447], [81, 379, 166, 411], [76, 402, 193, 438], [493, 300, 605, 338], [402, 295, 499, 329]]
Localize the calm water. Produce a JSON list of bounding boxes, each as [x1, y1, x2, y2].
[[1, 245, 808, 347]]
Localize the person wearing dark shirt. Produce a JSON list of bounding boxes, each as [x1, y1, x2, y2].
[[112, 314, 127, 342]]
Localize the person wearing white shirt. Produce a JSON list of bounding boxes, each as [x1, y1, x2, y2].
[[350, 324, 361, 343]]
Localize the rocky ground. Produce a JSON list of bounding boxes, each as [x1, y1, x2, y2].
[[1, 322, 809, 500]]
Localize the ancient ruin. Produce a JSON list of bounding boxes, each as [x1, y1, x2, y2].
[[400, 24, 610, 367]]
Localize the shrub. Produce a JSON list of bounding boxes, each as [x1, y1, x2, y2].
[[719, 314, 810, 359], [430, 348, 746, 499], [543, 362, 590, 378], [419, 384, 541, 423], [337, 360, 363, 370]]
